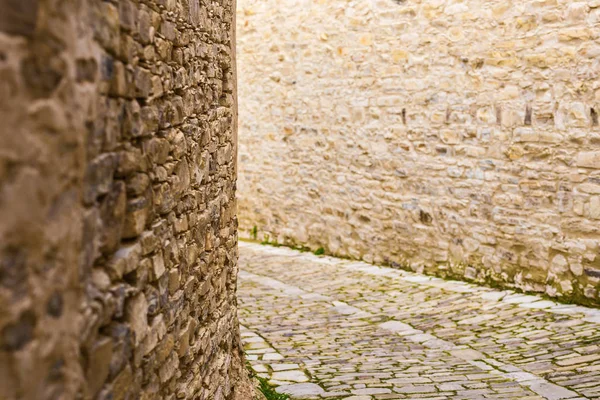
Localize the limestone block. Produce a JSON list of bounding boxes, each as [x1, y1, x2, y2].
[[100, 181, 127, 255], [589, 196, 600, 219], [123, 197, 151, 239], [108, 243, 142, 279], [576, 152, 600, 168], [125, 293, 149, 345], [559, 28, 594, 41], [440, 129, 461, 144], [84, 153, 117, 205], [144, 138, 170, 165], [93, 2, 120, 54], [513, 128, 562, 143], [550, 254, 569, 274], [151, 252, 166, 281], [0, 0, 38, 37], [126, 173, 151, 197], [118, 0, 138, 32], [87, 336, 114, 396]]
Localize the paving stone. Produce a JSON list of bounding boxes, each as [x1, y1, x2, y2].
[[271, 370, 310, 383], [450, 349, 486, 361], [239, 243, 600, 399], [528, 382, 579, 400], [351, 388, 392, 395], [556, 354, 600, 366], [271, 363, 301, 371], [276, 383, 325, 397]]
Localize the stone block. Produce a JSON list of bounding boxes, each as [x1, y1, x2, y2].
[[100, 181, 127, 255], [87, 336, 114, 396], [559, 28, 593, 41], [589, 196, 600, 219], [108, 243, 142, 279], [144, 138, 170, 165], [84, 153, 117, 205], [142, 315, 166, 356], [126, 173, 151, 197], [119, 0, 138, 32], [439, 129, 461, 144], [137, 7, 154, 45], [1, 311, 35, 352], [513, 128, 562, 143], [140, 231, 158, 256], [123, 197, 151, 239], [93, 2, 120, 54], [117, 147, 146, 177], [108, 60, 128, 97], [123, 100, 145, 138], [125, 293, 149, 345], [134, 67, 153, 98], [0, 0, 38, 37], [105, 323, 133, 380], [158, 353, 179, 383], [151, 252, 166, 281], [576, 152, 600, 169]]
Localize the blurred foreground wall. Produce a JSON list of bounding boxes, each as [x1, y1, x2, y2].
[[0, 0, 251, 398], [237, 0, 600, 306]]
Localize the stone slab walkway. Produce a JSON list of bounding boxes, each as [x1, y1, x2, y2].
[[237, 242, 600, 400]]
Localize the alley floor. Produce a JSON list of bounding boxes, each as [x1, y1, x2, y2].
[[237, 242, 600, 400]]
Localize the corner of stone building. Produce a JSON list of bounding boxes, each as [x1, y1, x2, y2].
[[0, 0, 252, 398]]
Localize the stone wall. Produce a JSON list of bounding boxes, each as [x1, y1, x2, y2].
[[237, 0, 600, 306], [0, 0, 252, 399]]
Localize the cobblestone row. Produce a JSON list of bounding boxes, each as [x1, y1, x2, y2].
[[238, 242, 600, 400]]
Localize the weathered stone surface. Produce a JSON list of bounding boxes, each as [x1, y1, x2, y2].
[[123, 197, 150, 239], [0, 0, 39, 37], [0, 0, 251, 398], [87, 336, 114, 396], [271, 370, 310, 383], [240, 243, 600, 400], [577, 152, 600, 169], [1, 311, 35, 351], [237, 0, 600, 307], [276, 383, 325, 397], [100, 181, 127, 255], [125, 293, 149, 345]]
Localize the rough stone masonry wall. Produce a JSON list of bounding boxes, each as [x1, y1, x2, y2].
[[237, 0, 600, 306], [0, 0, 252, 399]]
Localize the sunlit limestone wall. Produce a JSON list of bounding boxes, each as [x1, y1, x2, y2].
[[237, 0, 600, 306]]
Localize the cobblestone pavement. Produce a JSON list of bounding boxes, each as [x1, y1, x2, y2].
[[237, 242, 600, 400]]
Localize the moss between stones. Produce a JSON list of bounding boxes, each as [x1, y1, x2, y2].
[[241, 237, 312, 253], [256, 377, 289, 400], [241, 236, 599, 308], [245, 360, 289, 400]]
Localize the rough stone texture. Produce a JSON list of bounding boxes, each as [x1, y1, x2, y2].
[[240, 242, 600, 399], [237, 0, 600, 306], [0, 0, 252, 399]]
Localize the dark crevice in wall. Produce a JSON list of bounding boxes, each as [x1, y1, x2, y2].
[[0, 0, 39, 37], [496, 105, 502, 125], [524, 105, 532, 126]]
